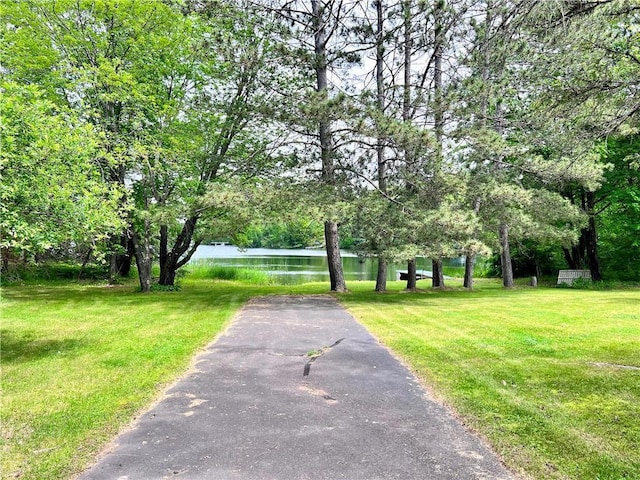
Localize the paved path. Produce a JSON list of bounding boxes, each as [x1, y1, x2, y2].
[[80, 296, 517, 480]]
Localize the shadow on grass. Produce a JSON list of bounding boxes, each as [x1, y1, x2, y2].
[[0, 329, 87, 363], [600, 296, 640, 306], [2, 283, 251, 306], [338, 284, 515, 306]]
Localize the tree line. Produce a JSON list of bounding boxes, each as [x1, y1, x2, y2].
[[2, 0, 638, 291]]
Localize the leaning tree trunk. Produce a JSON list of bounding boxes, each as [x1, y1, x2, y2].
[[585, 219, 603, 281], [499, 223, 514, 288], [562, 245, 580, 270], [406, 258, 417, 290], [119, 237, 135, 277], [562, 194, 587, 269], [562, 190, 602, 279], [158, 217, 201, 286]]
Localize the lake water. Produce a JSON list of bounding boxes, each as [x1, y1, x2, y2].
[[190, 245, 465, 285]]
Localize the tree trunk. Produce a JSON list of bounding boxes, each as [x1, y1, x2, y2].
[[562, 189, 602, 279], [585, 191, 603, 281], [159, 259, 177, 286], [158, 217, 201, 286], [563, 200, 586, 270], [499, 223, 514, 288], [109, 251, 118, 282], [433, 0, 444, 173], [402, 2, 415, 295], [375, 257, 387, 292], [159, 224, 168, 277], [432, 258, 445, 288], [119, 237, 135, 277], [159, 223, 176, 286], [77, 247, 94, 280], [107, 157, 131, 282], [374, 0, 387, 293], [464, 198, 482, 289], [108, 234, 134, 282], [375, 0, 386, 193], [402, 0, 412, 120], [406, 258, 417, 290], [324, 221, 346, 292], [1, 247, 9, 274], [312, 0, 346, 292], [562, 246, 579, 269], [131, 225, 153, 293], [464, 254, 475, 289]]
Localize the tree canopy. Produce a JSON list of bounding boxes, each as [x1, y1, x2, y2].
[[2, 0, 638, 287], [0, 81, 124, 264]]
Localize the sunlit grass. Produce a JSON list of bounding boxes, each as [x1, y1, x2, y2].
[[184, 263, 274, 284], [0, 277, 327, 479], [2, 276, 639, 479], [339, 281, 640, 480]]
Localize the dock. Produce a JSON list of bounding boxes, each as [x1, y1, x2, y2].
[[397, 270, 432, 281]]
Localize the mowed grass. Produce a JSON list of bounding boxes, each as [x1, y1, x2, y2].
[[1, 275, 639, 479], [339, 281, 640, 480], [0, 276, 327, 479]]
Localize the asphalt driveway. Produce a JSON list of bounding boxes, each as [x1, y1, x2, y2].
[[79, 295, 517, 480]]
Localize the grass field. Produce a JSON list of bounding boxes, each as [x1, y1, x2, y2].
[[340, 282, 640, 480], [1, 274, 639, 479], [0, 276, 326, 479]]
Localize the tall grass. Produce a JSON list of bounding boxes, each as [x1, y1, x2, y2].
[[184, 263, 273, 284]]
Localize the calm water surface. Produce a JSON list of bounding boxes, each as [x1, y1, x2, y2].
[[190, 245, 464, 285]]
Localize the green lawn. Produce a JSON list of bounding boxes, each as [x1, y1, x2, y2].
[[1, 276, 639, 479], [0, 277, 327, 479], [340, 281, 640, 480]]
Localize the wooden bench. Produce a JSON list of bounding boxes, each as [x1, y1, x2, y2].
[[557, 269, 591, 285]]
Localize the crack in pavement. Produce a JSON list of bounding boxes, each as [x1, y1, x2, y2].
[[303, 338, 345, 377], [267, 352, 306, 357]]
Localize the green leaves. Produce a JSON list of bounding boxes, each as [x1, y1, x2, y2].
[[0, 82, 125, 253]]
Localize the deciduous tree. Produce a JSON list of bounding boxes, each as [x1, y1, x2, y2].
[[0, 82, 124, 273]]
